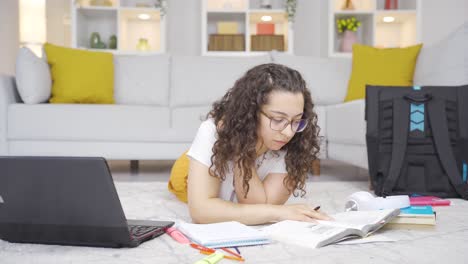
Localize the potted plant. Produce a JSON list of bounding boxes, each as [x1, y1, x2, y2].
[[336, 16, 361, 52]]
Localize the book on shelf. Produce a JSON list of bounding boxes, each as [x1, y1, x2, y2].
[[261, 208, 400, 248], [389, 206, 436, 225], [177, 221, 270, 248]]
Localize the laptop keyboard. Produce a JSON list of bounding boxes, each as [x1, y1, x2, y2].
[[128, 225, 161, 238]]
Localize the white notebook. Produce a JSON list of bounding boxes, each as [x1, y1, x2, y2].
[[178, 221, 270, 248]]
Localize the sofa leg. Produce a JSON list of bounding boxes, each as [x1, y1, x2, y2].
[[311, 159, 320, 176], [130, 160, 139, 175]]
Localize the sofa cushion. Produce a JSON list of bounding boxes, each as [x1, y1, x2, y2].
[[172, 106, 211, 140], [15, 47, 51, 104], [6, 104, 197, 142], [44, 43, 114, 104], [271, 52, 352, 105], [170, 55, 271, 107], [346, 44, 422, 102], [114, 54, 170, 106], [414, 21, 468, 86], [326, 99, 366, 145]]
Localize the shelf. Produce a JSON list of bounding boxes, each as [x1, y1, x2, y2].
[[332, 13, 373, 54], [375, 12, 417, 48], [334, 11, 374, 15], [120, 0, 159, 8], [72, 0, 166, 52], [249, 0, 285, 9], [207, 0, 247, 12], [333, 0, 375, 12], [77, 7, 118, 16], [202, 0, 293, 55], [248, 9, 286, 13], [206, 10, 246, 14], [119, 9, 163, 52], [328, 0, 420, 57], [75, 8, 117, 49], [376, 0, 418, 10], [77, 47, 165, 55], [248, 11, 289, 51], [203, 51, 270, 56], [76, 0, 118, 8]]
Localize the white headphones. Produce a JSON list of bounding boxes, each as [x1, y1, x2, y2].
[[344, 191, 410, 211]]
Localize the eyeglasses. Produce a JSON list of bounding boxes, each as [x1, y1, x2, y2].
[[259, 110, 308, 133]]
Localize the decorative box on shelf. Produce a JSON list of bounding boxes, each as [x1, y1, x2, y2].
[[256, 23, 275, 35], [251, 35, 284, 51], [208, 34, 246, 51], [202, 0, 294, 55]]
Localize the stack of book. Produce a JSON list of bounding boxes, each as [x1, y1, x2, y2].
[[389, 206, 436, 225]]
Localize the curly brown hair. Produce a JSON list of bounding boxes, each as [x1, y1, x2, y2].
[[207, 63, 320, 198]]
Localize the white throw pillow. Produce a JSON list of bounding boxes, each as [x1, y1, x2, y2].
[[15, 47, 51, 104], [414, 21, 468, 86]]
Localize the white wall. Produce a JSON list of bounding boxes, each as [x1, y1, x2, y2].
[[292, 0, 323, 56], [46, 0, 71, 46], [166, 0, 201, 55], [27, 0, 468, 57], [0, 0, 19, 75]]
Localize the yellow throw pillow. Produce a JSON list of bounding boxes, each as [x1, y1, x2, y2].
[[168, 151, 190, 203], [345, 44, 423, 102], [44, 43, 114, 104]]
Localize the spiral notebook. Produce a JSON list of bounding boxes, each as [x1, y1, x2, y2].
[[177, 221, 270, 248]]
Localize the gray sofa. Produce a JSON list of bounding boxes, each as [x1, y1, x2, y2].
[[0, 52, 352, 165], [0, 21, 466, 170]]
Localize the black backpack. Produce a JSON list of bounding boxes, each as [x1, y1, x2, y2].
[[365, 85, 468, 199]]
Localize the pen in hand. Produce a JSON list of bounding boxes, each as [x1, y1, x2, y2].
[[313, 205, 333, 220]]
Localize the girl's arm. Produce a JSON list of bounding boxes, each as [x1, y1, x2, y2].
[[188, 159, 329, 225], [234, 167, 290, 205]]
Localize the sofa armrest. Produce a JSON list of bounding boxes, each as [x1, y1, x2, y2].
[[0, 74, 21, 154]]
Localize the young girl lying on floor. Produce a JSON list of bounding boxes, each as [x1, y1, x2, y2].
[[168, 63, 330, 225]]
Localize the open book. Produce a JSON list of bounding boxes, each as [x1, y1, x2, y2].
[[262, 208, 400, 248]]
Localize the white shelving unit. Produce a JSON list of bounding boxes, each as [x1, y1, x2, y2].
[[202, 0, 294, 56], [71, 0, 166, 54], [328, 0, 421, 57]]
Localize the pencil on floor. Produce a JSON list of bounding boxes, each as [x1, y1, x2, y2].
[[221, 247, 242, 258]]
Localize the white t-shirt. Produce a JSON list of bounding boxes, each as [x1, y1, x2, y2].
[[187, 119, 288, 202]]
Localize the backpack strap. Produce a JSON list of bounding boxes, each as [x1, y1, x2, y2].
[[427, 97, 468, 199], [381, 97, 410, 197]]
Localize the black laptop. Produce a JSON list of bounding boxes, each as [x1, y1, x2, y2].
[[0, 156, 174, 248]]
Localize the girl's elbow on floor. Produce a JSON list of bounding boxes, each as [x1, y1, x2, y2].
[[188, 203, 211, 224]]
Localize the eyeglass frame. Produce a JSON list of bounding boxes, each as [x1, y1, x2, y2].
[[259, 109, 308, 133]]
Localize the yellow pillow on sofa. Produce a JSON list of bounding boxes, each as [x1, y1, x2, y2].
[[44, 43, 114, 104], [345, 44, 423, 102]]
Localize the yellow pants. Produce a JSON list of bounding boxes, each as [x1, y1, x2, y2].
[[167, 151, 189, 203]]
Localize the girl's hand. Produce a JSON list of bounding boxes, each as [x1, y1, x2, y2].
[[277, 204, 333, 222]]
